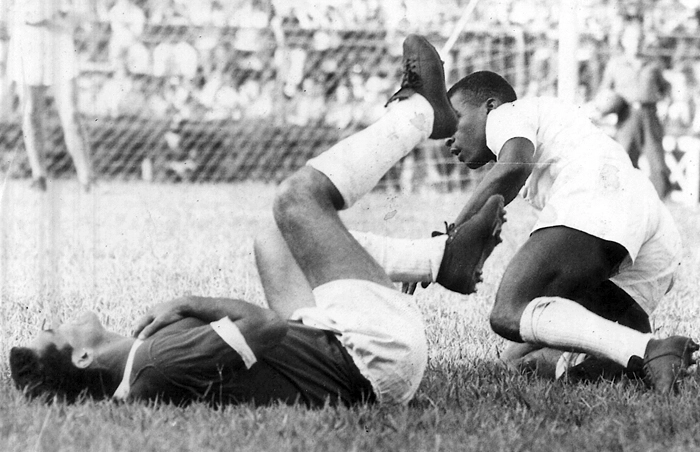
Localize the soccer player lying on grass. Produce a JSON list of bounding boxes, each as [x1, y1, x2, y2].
[[439, 70, 697, 393], [9, 35, 505, 407], [255, 43, 696, 393]]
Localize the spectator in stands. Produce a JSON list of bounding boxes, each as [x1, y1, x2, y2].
[[693, 61, 700, 134], [144, 0, 168, 23], [164, 76, 197, 118], [7, 0, 94, 191], [286, 76, 326, 126], [229, 0, 270, 28], [355, 68, 393, 127], [146, 77, 170, 117], [325, 80, 356, 131], [197, 42, 242, 120], [595, 17, 672, 198], [152, 40, 198, 80], [124, 40, 151, 75], [239, 76, 275, 120], [0, 4, 12, 121], [107, 0, 146, 71], [662, 61, 694, 134], [174, 0, 215, 25], [198, 72, 242, 121], [97, 65, 150, 118]]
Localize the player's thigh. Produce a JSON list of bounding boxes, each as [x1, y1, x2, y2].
[[495, 226, 625, 313], [254, 224, 315, 318], [578, 280, 651, 333], [274, 167, 393, 289]]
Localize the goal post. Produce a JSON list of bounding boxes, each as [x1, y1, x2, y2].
[[557, 0, 579, 103]]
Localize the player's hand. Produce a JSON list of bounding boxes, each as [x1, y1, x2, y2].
[[132, 297, 192, 339]]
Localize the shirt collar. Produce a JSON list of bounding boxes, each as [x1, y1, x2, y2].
[[112, 339, 144, 400]]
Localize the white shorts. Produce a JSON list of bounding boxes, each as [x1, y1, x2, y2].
[[8, 25, 79, 87], [533, 163, 682, 313], [290, 279, 427, 405]]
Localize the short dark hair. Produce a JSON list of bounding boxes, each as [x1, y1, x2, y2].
[[10, 344, 114, 403], [447, 71, 517, 107]]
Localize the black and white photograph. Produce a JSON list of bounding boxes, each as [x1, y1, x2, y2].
[[1, 1, 699, 450]]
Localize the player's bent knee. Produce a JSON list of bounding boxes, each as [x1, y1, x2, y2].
[[273, 169, 321, 224], [274, 167, 344, 224], [489, 298, 525, 342], [489, 312, 517, 341]]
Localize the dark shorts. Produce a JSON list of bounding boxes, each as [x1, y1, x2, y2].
[[253, 321, 377, 407]]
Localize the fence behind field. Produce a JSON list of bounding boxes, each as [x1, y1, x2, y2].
[[1, 2, 699, 196]]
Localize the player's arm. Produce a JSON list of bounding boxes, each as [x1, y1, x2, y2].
[[453, 137, 535, 225], [132, 296, 289, 357]]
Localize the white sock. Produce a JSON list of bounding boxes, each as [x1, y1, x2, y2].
[[306, 95, 433, 209], [519, 297, 652, 367], [351, 230, 446, 283]]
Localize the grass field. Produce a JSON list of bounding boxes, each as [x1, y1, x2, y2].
[[1, 179, 699, 452]]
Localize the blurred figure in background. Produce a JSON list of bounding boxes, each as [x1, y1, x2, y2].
[[7, 0, 94, 191], [107, 0, 146, 71], [596, 17, 671, 198]]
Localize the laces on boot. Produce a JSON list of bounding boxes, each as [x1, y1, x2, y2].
[[400, 59, 423, 89], [401, 221, 454, 295], [431, 222, 455, 238]]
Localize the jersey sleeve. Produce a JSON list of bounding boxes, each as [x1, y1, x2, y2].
[[486, 101, 538, 159]]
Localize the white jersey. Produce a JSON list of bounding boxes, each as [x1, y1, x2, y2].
[[486, 96, 631, 211], [7, 0, 78, 86], [485, 96, 681, 314]]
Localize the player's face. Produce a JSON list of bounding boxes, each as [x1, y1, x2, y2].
[[30, 312, 106, 356], [445, 91, 495, 169]]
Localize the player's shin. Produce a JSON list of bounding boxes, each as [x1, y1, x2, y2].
[[518, 297, 652, 368], [350, 230, 446, 284], [306, 95, 433, 209]]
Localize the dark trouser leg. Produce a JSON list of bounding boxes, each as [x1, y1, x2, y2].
[[616, 112, 642, 168], [641, 108, 671, 198]]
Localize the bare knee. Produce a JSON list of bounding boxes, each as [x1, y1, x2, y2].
[[273, 169, 316, 228], [273, 167, 342, 228], [490, 302, 522, 342], [489, 284, 533, 342]]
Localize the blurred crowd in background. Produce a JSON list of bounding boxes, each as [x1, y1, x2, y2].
[[0, 0, 698, 133], [0, 0, 699, 188]]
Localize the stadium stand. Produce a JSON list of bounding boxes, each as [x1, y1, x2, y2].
[[0, 0, 698, 200]]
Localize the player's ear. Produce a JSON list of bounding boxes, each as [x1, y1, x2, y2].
[[72, 348, 94, 369], [486, 97, 501, 112]]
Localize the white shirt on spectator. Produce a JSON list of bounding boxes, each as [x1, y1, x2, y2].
[[152, 41, 198, 80], [108, 0, 145, 47]]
